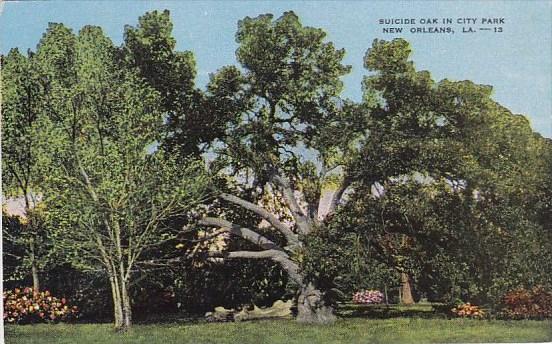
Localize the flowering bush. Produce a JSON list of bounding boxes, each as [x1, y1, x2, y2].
[[501, 286, 552, 319], [352, 290, 384, 304], [3, 287, 79, 324], [451, 303, 485, 318]]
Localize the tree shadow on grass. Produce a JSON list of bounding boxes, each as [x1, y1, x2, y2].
[[132, 312, 207, 325], [338, 304, 447, 319], [69, 304, 447, 325]]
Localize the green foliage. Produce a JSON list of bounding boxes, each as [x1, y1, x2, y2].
[[355, 38, 544, 195], [170, 259, 290, 314], [301, 223, 398, 304], [2, 215, 32, 284], [1, 49, 45, 198], [2, 211, 55, 285], [2, 38, 71, 294], [124, 9, 196, 111], [2, 16, 212, 327], [235, 11, 349, 125], [123, 10, 221, 158], [332, 38, 552, 306], [166, 12, 355, 319], [201, 10, 351, 182], [534, 138, 552, 238], [32, 21, 211, 270]]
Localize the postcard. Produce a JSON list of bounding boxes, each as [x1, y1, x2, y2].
[[1, 1, 551, 343]]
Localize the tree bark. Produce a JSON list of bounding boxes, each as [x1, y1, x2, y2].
[[327, 176, 351, 216], [214, 248, 335, 324], [29, 240, 40, 294], [79, 162, 134, 330], [109, 275, 132, 331], [121, 279, 132, 330], [198, 217, 282, 251], [106, 258, 133, 331], [218, 193, 299, 247], [31, 261, 40, 294], [400, 272, 414, 305], [109, 275, 123, 329], [270, 173, 312, 235], [296, 282, 336, 324]]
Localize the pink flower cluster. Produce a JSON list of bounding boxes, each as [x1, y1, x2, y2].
[[352, 289, 384, 304]]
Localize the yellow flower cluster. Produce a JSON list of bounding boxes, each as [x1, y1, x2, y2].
[[451, 303, 485, 318]]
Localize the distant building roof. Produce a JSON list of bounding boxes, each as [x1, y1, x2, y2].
[[1, 194, 42, 218]]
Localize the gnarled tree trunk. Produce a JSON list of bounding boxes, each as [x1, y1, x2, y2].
[[198, 172, 349, 324], [296, 282, 336, 324]]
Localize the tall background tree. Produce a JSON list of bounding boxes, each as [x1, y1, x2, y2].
[[326, 38, 552, 306], [2, 48, 52, 293], [123, 9, 226, 158]]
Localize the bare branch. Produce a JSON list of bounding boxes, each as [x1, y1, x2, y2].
[[270, 172, 312, 235], [218, 192, 299, 246], [6, 164, 27, 199], [198, 217, 283, 251], [210, 249, 302, 284], [181, 228, 228, 243], [77, 159, 100, 203]]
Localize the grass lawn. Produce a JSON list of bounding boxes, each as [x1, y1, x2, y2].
[[5, 318, 552, 344]]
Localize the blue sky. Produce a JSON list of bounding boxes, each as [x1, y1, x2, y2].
[[1, 1, 550, 137]]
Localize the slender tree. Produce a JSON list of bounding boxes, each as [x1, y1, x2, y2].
[[2, 48, 48, 293], [32, 23, 210, 330]]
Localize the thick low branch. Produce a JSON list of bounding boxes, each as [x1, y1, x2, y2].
[[270, 173, 312, 235], [180, 228, 228, 243], [221, 249, 285, 259], [211, 249, 303, 284], [219, 192, 299, 247], [198, 217, 283, 251]]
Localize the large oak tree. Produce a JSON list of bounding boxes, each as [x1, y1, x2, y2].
[[166, 11, 354, 323]]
